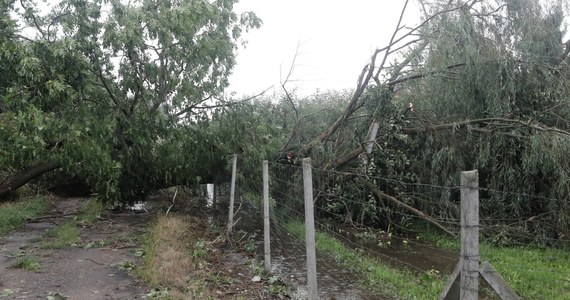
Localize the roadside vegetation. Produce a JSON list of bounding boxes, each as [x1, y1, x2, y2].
[[76, 199, 104, 225], [41, 221, 80, 249], [420, 231, 570, 299], [286, 221, 443, 300], [1, 0, 569, 298], [136, 215, 196, 294], [0, 196, 50, 236], [136, 214, 286, 299], [1, 0, 568, 248], [40, 198, 102, 249], [287, 220, 570, 299]]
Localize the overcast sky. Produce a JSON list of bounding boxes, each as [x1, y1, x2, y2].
[[229, 1, 421, 97]]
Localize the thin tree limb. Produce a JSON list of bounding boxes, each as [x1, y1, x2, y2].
[[360, 178, 457, 237], [403, 117, 570, 136], [175, 86, 271, 118], [373, 0, 411, 85]]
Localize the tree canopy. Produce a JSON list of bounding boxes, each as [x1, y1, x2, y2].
[[216, 0, 570, 245], [0, 0, 260, 202], [1, 0, 569, 245]]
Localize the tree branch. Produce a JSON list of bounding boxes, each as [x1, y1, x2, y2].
[[175, 87, 271, 118], [360, 178, 457, 237], [402, 117, 570, 137], [279, 43, 303, 153], [298, 0, 471, 157], [373, 0, 411, 85]]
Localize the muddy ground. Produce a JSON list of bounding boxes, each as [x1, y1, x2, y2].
[[0, 197, 278, 300], [0, 198, 146, 299]]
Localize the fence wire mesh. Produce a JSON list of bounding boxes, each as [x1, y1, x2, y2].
[[226, 156, 569, 299]]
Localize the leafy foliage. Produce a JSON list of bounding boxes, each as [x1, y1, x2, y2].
[[0, 0, 260, 203], [2, 0, 569, 246], [388, 0, 570, 244], [247, 0, 570, 246]]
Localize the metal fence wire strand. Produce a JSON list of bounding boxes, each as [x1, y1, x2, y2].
[[236, 159, 570, 299]]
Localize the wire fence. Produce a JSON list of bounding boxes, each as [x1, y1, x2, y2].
[[224, 155, 569, 299], [266, 161, 569, 247], [267, 161, 456, 273]]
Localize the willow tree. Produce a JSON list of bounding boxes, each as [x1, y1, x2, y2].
[[288, 0, 569, 244], [0, 0, 260, 202], [386, 0, 570, 244]]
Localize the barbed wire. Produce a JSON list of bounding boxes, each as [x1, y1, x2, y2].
[[309, 165, 570, 204], [265, 189, 570, 248], [268, 160, 570, 203], [225, 159, 570, 300], [310, 207, 450, 253], [266, 164, 565, 242], [310, 205, 460, 257]]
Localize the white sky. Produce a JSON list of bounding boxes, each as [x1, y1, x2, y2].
[[229, 0, 421, 97]]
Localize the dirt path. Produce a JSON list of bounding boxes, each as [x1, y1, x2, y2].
[[0, 198, 148, 299]]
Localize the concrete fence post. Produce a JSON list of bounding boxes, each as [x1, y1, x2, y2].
[[263, 160, 271, 272], [227, 154, 238, 234], [460, 170, 479, 300], [302, 158, 318, 300]]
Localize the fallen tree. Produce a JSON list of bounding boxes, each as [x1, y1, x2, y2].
[[0, 161, 60, 199], [0, 0, 260, 202], [270, 0, 570, 244]]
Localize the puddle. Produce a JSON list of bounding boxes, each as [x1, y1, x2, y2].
[[272, 230, 383, 300], [329, 225, 458, 274], [229, 202, 461, 299]]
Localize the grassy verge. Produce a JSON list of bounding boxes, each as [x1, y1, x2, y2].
[[136, 214, 211, 299], [136, 214, 289, 299], [286, 220, 445, 299], [420, 231, 570, 299], [0, 196, 50, 236], [287, 220, 570, 299], [40, 198, 103, 249], [76, 199, 104, 225]]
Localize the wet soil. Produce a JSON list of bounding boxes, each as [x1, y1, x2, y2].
[[0, 196, 283, 300], [0, 198, 146, 299], [232, 207, 385, 300], [0, 193, 492, 299], [332, 225, 459, 274]]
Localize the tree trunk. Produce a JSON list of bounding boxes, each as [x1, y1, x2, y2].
[[0, 161, 61, 200]]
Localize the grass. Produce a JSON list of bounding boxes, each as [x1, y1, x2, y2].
[[285, 220, 445, 299], [419, 231, 570, 299], [10, 256, 42, 272], [286, 220, 570, 299], [0, 196, 50, 236], [41, 221, 80, 249], [40, 198, 104, 249], [136, 215, 197, 289], [136, 214, 278, 299]]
